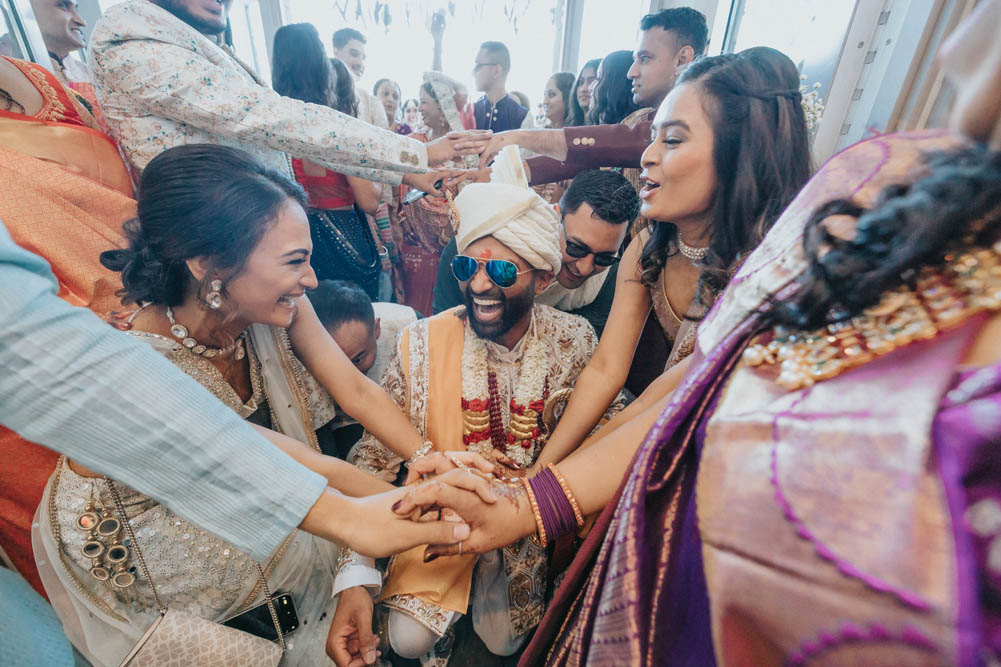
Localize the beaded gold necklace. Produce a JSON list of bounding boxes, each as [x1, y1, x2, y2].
[[743, 241, 1001, 390]]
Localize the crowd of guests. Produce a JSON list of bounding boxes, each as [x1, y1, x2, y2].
[[2, 0, 1001, 666]]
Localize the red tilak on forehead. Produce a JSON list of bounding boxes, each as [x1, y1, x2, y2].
[[478, 249, 492, 259]]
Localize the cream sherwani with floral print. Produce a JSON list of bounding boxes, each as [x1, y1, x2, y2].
[[345, 305, 624, 661], [88, 0, 425, 184]]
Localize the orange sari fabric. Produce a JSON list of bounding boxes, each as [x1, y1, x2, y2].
[[0, 57, 134, 596]]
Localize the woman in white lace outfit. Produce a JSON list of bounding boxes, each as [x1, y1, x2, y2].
[[32, 144, 450, 666]]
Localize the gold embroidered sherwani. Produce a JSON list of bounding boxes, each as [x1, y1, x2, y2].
[[349, 304, 623, 642], [88, 0, 426, 183]]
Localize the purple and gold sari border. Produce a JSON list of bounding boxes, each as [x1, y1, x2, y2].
[[787, 621, 937, 665]]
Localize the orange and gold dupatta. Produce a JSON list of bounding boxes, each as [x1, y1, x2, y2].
[[0, 57, 134, 596]]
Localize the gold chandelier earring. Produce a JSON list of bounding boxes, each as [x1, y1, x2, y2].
[[205, 279, 224, 310]]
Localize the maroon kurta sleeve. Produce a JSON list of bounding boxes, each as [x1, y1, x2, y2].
[[526, 110, 654, 186]]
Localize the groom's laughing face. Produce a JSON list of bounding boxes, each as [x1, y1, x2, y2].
[[459, 237, 537, 343]]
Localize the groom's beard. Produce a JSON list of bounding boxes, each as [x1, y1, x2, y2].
[[463, 280, 534, 343]]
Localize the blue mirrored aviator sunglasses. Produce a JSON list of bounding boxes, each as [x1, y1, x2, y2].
[[451, 255, 532, 288]]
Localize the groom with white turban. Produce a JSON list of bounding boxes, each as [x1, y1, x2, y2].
[[329, 147, 625, 665]]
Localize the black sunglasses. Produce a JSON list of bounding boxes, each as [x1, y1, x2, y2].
[[561, 217, 620, 267], [451, 255, 531, 288]]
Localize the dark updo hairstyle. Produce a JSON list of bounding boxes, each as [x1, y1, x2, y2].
[[272, 23, 335, 107], [586, 50, 641, 126], [569, 58, 600, 127], [639, 46, 812, 312], [770, 146, 1001, 329], [100, 144, 307, 308], [547, 72, 575, 127]]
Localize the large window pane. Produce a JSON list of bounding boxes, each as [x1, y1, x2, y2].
[[0, 0, 46, 62], [229, 0, 270, 82], [284, 0, 560, 112], [731, 0, 855, 98], [575, 0, 649, 72]]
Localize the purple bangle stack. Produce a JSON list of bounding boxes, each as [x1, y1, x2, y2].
[[528, 467, 577, 543]]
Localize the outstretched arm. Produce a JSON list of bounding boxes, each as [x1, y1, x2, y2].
[[535, 234, 652, 465], [398, 387, 674, 558], [573, 355, 691, 454], [479, 128, 568, 167], [0, 220, 484, 563], [249, 424, 392, 497], [0, 223, 328, 561], [288, 296, 426, 459], [90, 33, 427, 184]]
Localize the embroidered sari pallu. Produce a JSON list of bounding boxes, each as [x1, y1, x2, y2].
[[522, 129, 997, 665], [0, 56, 132, 314]]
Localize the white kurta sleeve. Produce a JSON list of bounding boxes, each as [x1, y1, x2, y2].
[[332, 549, 382, 597]]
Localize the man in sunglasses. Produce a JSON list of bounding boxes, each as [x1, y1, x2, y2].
[[334, 147, 625, 664], [433, 169, 640, 336]]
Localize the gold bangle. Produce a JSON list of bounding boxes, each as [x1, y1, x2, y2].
[[521, 477, 547, 548], [547, 463, 584, 528], [407, 440, 434, 466]]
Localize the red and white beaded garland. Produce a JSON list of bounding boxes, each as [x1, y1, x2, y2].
[[460, 323, 549, 469]]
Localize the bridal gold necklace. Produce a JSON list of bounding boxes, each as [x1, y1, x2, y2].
[[165, 306, 246, 360]]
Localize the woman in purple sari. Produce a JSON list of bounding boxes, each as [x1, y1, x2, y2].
[[391, 1, 1001, 665]]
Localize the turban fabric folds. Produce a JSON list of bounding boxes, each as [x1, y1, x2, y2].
[[453, 145, 562, 273]]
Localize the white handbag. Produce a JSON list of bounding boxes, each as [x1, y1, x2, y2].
[[104, 479, 285, 667]]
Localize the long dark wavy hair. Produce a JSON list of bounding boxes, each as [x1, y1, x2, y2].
[[100, 144, 307, 309], [272, 23, 335, 107], [586, 51, 641, 125], [547, 72, 576, 127], [328, 57, 359, 117], [639, 47, 812, 310], [769, 146, 1001, 329], [569, 58, 600, 127]]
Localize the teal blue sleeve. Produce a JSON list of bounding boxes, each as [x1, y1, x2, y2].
[[0, 221, 326, 561]]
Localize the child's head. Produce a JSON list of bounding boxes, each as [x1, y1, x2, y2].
[[309, 280, 380, 373]]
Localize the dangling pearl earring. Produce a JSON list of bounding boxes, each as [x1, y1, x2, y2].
[[205, 279, 223, 310]]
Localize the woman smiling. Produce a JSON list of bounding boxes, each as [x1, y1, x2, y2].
[[538, 47, 812, 466]]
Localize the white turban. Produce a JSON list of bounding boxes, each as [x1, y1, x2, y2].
[[453, 145, 562, 273]]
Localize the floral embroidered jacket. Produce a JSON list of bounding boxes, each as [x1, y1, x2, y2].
[[349, 304, 624, 638], [87, 0, 427, 183]]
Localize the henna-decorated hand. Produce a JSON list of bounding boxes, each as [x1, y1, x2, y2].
[[392, 469, 536, 560]]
